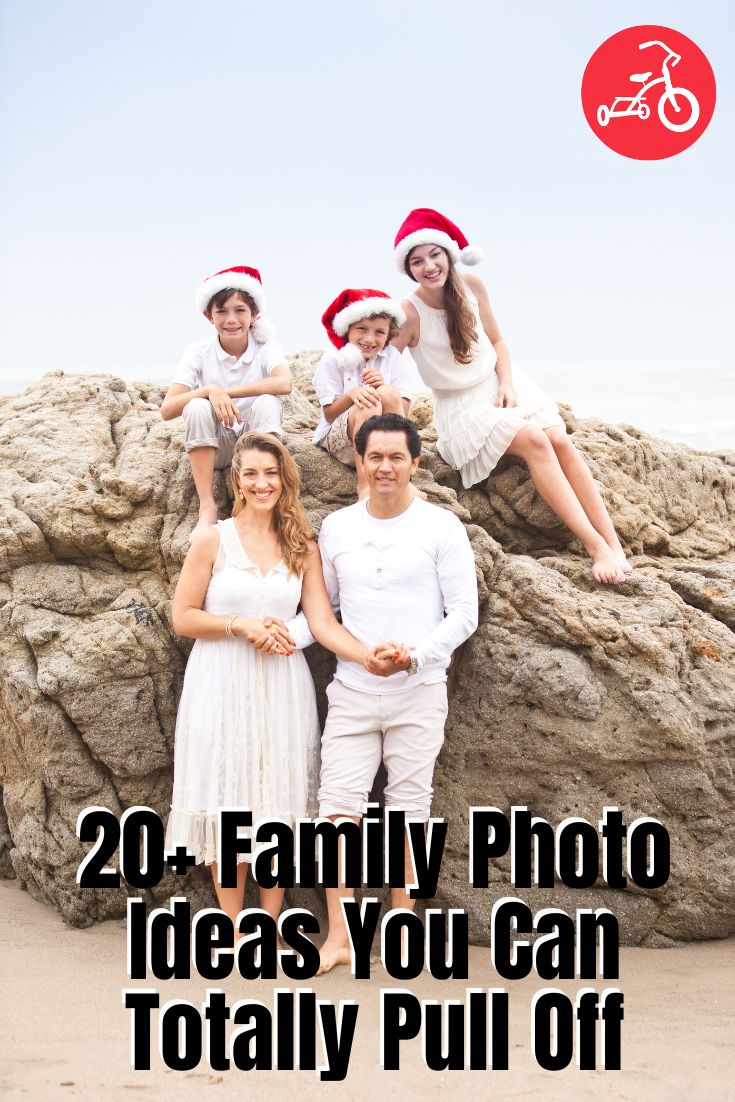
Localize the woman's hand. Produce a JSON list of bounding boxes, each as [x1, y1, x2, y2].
[[348, 386, 381, 410], [495, 383, 518, 408], [364, 642, 412, 676], [239, 617, 294, 655], [206, 384, 242, 428]]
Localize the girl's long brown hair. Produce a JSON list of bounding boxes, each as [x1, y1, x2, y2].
[[230, 432, 313, 576], [407, 247, 478, 364], [443, 263, 478, 364]]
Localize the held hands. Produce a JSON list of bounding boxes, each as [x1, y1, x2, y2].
[[243, 616, 295, 656], [495, 383, 518, 409], [348, 386, 381, 410], [206, 384, 242, 428], [363, 641, 412, 677], [361, 366, 385, 388]]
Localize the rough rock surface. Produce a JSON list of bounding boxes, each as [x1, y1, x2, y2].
[[1, 364, 734, 944]]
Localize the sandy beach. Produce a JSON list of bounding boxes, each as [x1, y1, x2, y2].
[[1, 879, 733, 1102]]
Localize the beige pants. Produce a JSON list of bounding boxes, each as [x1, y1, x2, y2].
[[318, 679, 449, 822], [182, 395, 282, 469]]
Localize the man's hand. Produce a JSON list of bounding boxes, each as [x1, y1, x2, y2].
[[361, 365, 385, 388], [348, 386, 381, 410], [364, 641, 412, 676], [206, 384, 242, 427]]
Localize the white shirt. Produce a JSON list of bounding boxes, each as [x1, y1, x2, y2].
[[289, 498, 478, 694], [312, 346, 417, 444], [174, 334, 287, 424]]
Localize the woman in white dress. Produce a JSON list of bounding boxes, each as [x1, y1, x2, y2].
[[392, 207, 631, 585], [166, 430, 375, 928]]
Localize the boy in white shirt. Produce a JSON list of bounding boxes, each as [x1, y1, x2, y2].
[[161, 265, 292, 541], [313, 288, 415, 498]]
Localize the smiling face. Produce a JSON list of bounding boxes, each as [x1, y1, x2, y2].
[[345, 315, 392, 360], [406, 243, 450, 289], [360, 429, 420, 499], [206, 291, 255, 349], [235, 448, 283, 512]]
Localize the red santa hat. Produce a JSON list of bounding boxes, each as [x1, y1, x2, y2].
[[394, 208, 484, 273], [322, 288, 406, 370], [194, 265, 274, 341]]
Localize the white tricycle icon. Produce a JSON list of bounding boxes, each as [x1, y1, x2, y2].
[[597, 39, 700, 133]]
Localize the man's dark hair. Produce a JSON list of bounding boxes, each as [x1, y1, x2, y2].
[[354, 413, 422, 459]]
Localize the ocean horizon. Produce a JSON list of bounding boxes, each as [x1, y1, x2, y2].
[[1, 357, 733, 455]]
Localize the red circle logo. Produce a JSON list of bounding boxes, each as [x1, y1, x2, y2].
[[581, 26, 716, 160]]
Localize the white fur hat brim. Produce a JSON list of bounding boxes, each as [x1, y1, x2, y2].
[[332, 296, 406, 336], [195, 272, 266, 314]]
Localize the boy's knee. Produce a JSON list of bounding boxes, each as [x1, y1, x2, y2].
[[375, 384, 401, 407], [183, 398, 219, 451], [183, 396, 215, 424], [351, 401, 383, 430], [248, 394, 283, 435]]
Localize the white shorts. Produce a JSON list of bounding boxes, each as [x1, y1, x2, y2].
[[318, 679, 448, 822]]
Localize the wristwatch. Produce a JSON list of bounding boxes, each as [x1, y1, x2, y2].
[[406, 654, 419, 676]]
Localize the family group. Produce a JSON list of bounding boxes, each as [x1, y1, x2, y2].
[[161, 208, 631, 973]]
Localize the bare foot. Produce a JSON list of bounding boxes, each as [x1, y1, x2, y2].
[[607, 540, 633, 576], [316, 939, 351, 976], [189, 503, 218, 543], [590, 543, 626, 585], [410, 483, 428, 501]]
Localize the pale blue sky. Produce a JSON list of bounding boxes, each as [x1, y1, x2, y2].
[[1, 1, 733, 425]]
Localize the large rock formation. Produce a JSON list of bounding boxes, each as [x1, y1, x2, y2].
[[1, 361, 734, 943]]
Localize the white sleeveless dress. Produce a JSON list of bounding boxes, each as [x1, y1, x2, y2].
[[409, 291, 564, 488], [165, 518, 320, 865]]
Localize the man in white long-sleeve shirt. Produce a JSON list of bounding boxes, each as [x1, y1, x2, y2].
[[294, 412, 478, 974]]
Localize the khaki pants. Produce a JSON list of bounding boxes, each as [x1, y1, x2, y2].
[[318, 679, 449, 822]]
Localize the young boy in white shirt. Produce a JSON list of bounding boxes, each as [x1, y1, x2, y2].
[[161, 265, 292, 541], [313, 288, 416, 498]]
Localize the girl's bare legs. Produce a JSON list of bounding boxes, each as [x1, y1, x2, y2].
[[211, 859, 248, 937], [544, 427, 632, 573], [211, 861, 285, 959], [505, 426, 624, 584]]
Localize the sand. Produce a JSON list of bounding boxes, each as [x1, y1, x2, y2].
[[1, 879, 734, 1102]]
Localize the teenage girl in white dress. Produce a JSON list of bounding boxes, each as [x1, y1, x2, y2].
[[391, 208, 631, 585]]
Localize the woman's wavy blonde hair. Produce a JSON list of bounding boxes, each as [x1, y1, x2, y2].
[[407, 247, 478, 364], [230, 432, 313, 576]]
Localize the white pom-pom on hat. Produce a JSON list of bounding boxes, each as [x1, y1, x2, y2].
[[460, 245, 484, 266], [336, 343, 365, 371], [251, 316, 275, 342]]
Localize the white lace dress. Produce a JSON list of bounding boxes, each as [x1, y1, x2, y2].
[[409, 291, 565, 488], [165, 518, 320, 865]]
